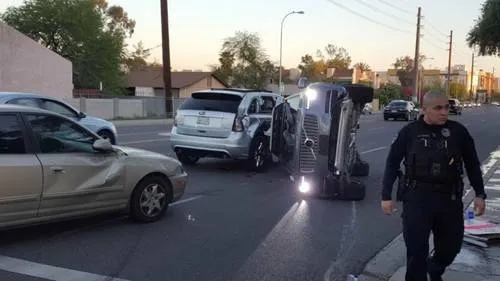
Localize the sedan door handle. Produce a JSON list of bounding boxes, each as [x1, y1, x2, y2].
[[50, 166, 65, 174]]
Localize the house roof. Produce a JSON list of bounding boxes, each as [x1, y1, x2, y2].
[[332, 69, 354, 78], [126, 70, 227, 89]]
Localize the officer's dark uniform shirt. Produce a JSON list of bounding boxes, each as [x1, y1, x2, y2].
[[382, 115, 485, 201]]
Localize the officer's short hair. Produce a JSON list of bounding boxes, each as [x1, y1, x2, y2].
[[422, 92, 449, 107]]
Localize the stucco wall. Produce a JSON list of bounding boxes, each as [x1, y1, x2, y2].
[[0, 22, 73, 99]]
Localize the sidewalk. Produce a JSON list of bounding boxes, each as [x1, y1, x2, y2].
[[356, 147, 500, 281]]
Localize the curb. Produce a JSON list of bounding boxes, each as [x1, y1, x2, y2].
[[355, 145, 500, 281]]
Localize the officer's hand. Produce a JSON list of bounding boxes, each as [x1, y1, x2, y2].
[[381, 200, 396, 215], [474, 197, 486, 216]]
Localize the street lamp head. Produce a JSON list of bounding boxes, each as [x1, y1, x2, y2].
[[295, 11, 305, 14]]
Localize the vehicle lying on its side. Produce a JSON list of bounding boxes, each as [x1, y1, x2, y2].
[[268, 81, 373, 200]]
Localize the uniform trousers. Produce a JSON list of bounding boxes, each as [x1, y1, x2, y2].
[[401, 187, 464, 281]]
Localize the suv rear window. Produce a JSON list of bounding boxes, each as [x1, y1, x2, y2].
[[179, 92, 242, 113], [449, 99, 456, 105]]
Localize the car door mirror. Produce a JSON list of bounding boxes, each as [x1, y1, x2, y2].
[[93, 138, 113, 152], [78, 112, 86, 119]]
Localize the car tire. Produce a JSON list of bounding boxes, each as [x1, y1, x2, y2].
[[340, 179, 366, 201], [351, 160, 370, 177], [248, 135, 270, 172], [176, 152, 199, 165], [97, 129, 116, 145], [130, 175, 171, 223], [326, 174, 366, 201]]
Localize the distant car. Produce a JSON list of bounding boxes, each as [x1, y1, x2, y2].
[[448, 99, 462, 115], [492, 101, 499, 106], [0, 104, 188, 229], [383, 100, 419, 121], [0, 92, 118, 144], [170, 88, 283, 171]]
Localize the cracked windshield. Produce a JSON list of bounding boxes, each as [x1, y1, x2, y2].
[[2, 0, 500, 280]]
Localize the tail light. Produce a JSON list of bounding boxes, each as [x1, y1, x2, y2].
[[174, 114, 184, 126], [232, 117, 244, 132]]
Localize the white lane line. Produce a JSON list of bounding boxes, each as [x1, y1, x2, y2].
[[158, 132, 171, 136], [119, 138, 168, 145], [171, 195, 204, 206], [0, 255, 129, 281], [360, 146, 387, 154]]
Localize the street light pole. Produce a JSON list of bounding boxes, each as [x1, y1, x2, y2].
[[279, 10, 304, 96]]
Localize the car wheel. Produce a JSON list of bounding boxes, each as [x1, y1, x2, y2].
[[130, 175, 171, 222], [97, 129, 116, 144], [248, 135, 270, 172], [176, 152, 199, 165]]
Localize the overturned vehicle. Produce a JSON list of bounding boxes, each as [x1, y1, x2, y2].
[[268, 82, 374, 200]]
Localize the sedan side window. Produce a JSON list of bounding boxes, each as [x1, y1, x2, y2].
[[26, 114, 97, 154], [0, 114, 26, 154], [41, 100, 77, 118]]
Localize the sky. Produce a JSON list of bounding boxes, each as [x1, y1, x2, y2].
[[1, 0, 499, 73]]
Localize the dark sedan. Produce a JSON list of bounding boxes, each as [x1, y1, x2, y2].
[[383, 100, 418, 121]]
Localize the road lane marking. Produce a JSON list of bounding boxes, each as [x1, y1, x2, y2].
[[360, 146, 387, 154], [0, 255, 129, 281], [118, 132, 163, 137], [119, 138, 168, 145], [171, 195, 204, 206], [158, 132, 171, 136]]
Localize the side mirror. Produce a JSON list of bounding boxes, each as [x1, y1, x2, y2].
[[297, 77, 309, 89], [78, 112, 86, 119], [93, 138, 113, 152]]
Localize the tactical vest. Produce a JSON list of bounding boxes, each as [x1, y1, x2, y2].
[[404, 122, 463, 185]]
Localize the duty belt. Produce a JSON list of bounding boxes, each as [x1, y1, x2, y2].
[[414, 181, 453, 193]]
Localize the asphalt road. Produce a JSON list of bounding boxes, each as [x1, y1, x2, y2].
[[1, 105, 500, 281]]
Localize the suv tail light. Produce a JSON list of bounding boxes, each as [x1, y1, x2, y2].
[[174, 114, 184, 126], [232, 117, 244, 132]]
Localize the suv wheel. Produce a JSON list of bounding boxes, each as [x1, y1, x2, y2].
[[248, 135, 269, 172]]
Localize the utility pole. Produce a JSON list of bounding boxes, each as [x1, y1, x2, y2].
[[469, 52, 475, 100], [446, 30, 453, 97], [412, 7, 422, 103], [161, 0, 173, 116]]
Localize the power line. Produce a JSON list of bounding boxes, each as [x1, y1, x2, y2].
[[422, 37, 446, 51], [422, 25, 448, 44], [353, 0, 414, 25], [424, 20, 448, 37], [374, 0, 413, 15], [325, 0, 412, 34]]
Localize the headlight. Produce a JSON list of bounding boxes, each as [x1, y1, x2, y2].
[[304, 89, 317, 109], [173, 164, 185, 175], [304, 88, 317, 101], [298, 176, 311, 193]]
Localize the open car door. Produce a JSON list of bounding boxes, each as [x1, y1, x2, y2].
[[270, 101, 296, 162]]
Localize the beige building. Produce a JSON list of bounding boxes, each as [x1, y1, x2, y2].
[[125, 70, 227, 99], [0, 22, 73, 99]]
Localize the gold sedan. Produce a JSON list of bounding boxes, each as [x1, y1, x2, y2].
[[0, 104, 188, 229]]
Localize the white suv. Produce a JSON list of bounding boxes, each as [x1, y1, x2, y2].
[[170, 88, 282, 171]]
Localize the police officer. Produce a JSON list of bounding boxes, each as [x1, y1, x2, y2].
[[381, 92, 487, 281]]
